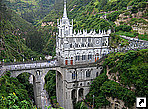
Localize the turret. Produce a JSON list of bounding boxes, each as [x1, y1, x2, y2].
[[63, 0, 67, 18]]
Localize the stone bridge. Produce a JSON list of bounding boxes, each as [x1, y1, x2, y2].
[[0, 36, 148, 109], [0, 59, 61, 108]]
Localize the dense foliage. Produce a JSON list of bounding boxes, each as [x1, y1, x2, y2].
[[0, 72, 35, 108], [17, 73, 34, 101], [85, 72, 110, 108], [0, 93, 35, 109], [44, 71, 61, 107], [115, 25, 132, 32], [45, 71, 56, 97]]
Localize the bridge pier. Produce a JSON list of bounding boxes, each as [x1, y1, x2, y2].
[[56, 70, 64, 108], [33, 70, 42, 108]]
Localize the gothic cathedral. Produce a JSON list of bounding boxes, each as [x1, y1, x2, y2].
[[56, 0, 111, 108]]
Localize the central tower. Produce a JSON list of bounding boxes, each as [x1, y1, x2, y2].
[[57, 0, 73, 37]]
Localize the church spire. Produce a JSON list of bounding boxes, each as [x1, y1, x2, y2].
[[63, 0, 67, 18]]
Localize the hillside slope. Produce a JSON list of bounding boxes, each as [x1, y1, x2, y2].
[[3, 0, 55, 24], [0, 2, 43, 62]]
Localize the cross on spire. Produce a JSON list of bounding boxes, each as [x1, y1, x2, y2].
[[63, 0, 67, 18]]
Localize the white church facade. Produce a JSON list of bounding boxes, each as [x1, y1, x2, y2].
[[56, 0, 111, 66], [55, 0, 111, 108]]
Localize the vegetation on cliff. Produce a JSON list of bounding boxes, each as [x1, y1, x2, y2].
[[0, 0, 45, 62], [76, 49, 148, 108], [0, 72, 36, 108]]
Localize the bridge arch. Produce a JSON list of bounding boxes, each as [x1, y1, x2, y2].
[[10, 70, 42, 108], [10, 70, 35, 78]]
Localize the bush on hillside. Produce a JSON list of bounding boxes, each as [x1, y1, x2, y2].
[[115, 25, 132, 32]]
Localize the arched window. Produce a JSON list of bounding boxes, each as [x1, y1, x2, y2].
[[82, 55, 86, 60], [75, 53, 80, 61], [75, 55, 80, 61], [86, 70, 91, 77], [75, 43, 78, 48], [71, 89, 76, 100], [79, 88, 84, 97], [81, 43, 84, 47], [70, 44, 72, 48], [78, 56, 80, 60], [72, 71, 76, 79], [88, 43, 90, 47], [36, 70, 40, 75], [88, 54, 92, 60]]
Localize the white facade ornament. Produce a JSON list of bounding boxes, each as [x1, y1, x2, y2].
[[80, 29, 82, 34], [83, 29, 85, 34], [74, 30, 76, 34]]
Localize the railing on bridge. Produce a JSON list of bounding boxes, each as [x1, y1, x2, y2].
[[0, 58, 59, 76]]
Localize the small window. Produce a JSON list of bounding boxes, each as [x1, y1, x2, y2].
[[72, 71, 76, 79], [66, 92, 67, 99], [82, 55, 86, 60], [86, 70, 91, 77], [78, 55, 80, 60], [70, 44, 72, 48], [75, 56, 77, 61], [88, 54, 92, 60], [75, 43, 78, 47], [100, 67, 103, 70]]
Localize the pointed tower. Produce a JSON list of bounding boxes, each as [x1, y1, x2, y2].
[[57, 0, 73, 37], [63, 0, 67, 18]]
